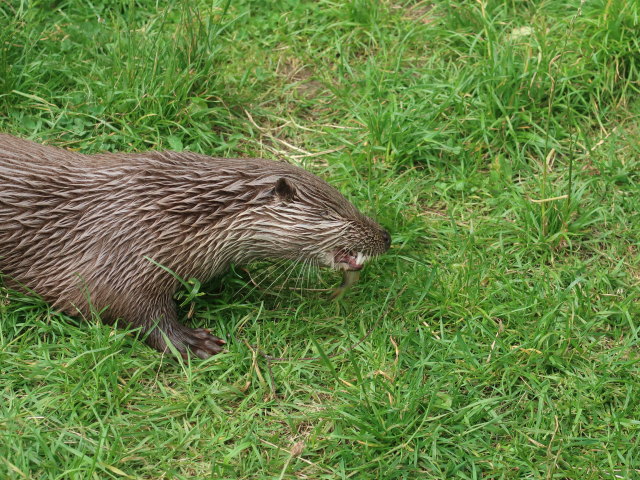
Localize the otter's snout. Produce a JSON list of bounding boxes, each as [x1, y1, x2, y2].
[[381, 229, 392, 251]]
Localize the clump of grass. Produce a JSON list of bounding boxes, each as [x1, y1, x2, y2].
[[0, 0, 241, 153]]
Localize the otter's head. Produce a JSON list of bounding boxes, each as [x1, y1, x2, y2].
[[239, 171, 391, 271]]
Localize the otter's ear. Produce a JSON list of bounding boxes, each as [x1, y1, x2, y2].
[[273, 177, 295, 202]]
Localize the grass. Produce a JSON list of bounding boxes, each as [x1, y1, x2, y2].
[[1, 0, 639, 478]]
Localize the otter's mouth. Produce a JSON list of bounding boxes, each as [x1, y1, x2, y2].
[[332, 250, 368, 271]]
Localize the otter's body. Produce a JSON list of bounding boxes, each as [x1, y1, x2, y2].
[[0, 134, 390, 358]]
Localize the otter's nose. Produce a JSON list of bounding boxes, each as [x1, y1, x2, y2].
[[381, 229, 392, 250]]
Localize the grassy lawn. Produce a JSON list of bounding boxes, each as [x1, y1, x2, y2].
[[1, 0, 639, 478]]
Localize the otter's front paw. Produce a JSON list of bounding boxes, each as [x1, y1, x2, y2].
[[169, 326, 226, 359], [186, 328, 226, 359]]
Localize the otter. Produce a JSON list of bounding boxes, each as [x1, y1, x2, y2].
[[0, 134, 391, 358]]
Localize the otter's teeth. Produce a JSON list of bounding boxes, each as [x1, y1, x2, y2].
[[331, 250, 369, 270]]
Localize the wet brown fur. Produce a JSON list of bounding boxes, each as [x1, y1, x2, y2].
[[0, 134, 390, 358]]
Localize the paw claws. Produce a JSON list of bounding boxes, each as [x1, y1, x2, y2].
[[180, 328, 227, 359], [162, 326, 227, 359]]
